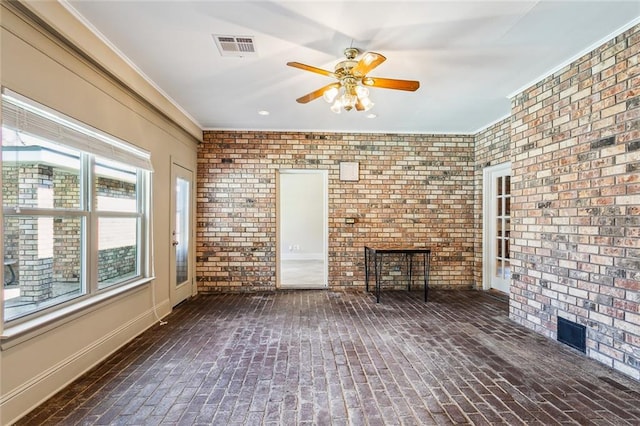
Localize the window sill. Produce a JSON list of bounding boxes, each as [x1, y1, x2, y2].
[[1, 277, 155, 350]]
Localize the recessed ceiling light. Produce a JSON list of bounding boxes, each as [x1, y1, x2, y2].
[[258, 110, 270, 116], [366, 113, 377, 119]]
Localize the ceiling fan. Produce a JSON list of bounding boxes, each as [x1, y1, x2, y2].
[[287, 47, 420, 113]]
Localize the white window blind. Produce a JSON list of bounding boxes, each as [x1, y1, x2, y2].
[[2, 89, 153, 171]]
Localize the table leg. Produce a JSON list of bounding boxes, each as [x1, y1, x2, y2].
[[375, 252, 381, 303], [408, 254, 413, 292], [364, 247, 370, 293], [423, 252, 430, 302]]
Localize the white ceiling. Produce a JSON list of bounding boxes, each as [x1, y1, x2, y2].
[[64, 1, 639, 135]]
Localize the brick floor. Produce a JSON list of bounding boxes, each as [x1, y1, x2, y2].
[[17, 290, 640, 425]]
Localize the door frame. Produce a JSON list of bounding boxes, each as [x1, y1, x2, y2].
[[482, 161, 511, 292], [276, 169, 329, 289], [170, 161, 195, 306]]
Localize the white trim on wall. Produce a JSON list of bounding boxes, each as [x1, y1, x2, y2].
[[507, 16, 640, 99]]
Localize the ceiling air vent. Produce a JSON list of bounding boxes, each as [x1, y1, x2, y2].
[[213, 35, 257, 57]]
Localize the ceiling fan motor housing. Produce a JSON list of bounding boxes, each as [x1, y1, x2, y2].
[[335, 48, 360, 79]]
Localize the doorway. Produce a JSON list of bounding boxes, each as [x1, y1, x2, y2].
[[483, 162, 511, 294], [277, 169, 328, 289], [170, 162, 194, 306]]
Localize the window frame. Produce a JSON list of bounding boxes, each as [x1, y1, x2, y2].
[[1, 90, 153, 329]]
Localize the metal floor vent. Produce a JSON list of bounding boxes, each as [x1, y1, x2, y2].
[[213, 35, 257, 57], [557, 316, 586, 353]]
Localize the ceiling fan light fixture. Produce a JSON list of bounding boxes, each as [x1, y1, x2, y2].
[[288, 47, 418, 113], [341, 92, 357, 111], [323, 87, 339, 103], [360, 96, 374, 111], [355, 85, 369, 99]]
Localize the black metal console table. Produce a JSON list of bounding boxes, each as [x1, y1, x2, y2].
[[364, 246, 431, 303]]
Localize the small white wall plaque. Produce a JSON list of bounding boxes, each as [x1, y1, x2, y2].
[[339, 162, 359, 181]]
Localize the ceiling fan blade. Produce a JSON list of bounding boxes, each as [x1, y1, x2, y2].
[[362, 77, 420, 91], [296, 82, 341, 104], [351, 52, 386, 77], [287, 61, 335, 78]]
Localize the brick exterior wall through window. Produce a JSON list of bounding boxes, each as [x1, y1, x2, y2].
[[2, 162, 137, 294]]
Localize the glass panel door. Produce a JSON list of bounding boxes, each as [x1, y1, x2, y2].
[[495, 175, 511, 284], [483, 163, 511, 293], [170, 163, 193, 305]]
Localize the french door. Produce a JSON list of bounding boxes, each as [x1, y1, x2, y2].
[[170, 163, 194, 306], [483, 162, 511, 294]]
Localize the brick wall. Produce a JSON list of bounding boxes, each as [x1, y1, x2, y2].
[[196, 24, 639, 381], [197, 132, 476, 292], [509, 24, 640, 379], [97, 176, 135, 200], [2, 165, 19, 278], [98, 245, 136, 283], [17, 164, 54, 301], [53, 172, 81, 281]]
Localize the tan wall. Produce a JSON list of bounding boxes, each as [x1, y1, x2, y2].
[[197, 131, 476, 292], [509, 24, 640, 380], [0, 2, 199, 423]]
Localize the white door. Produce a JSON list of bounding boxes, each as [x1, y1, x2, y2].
[[483, 163, 511, 294], [170, 163, 194, 305], [277, 169, 328, 289]]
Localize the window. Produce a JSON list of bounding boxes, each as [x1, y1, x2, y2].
[[1, 90, 152, 323]]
